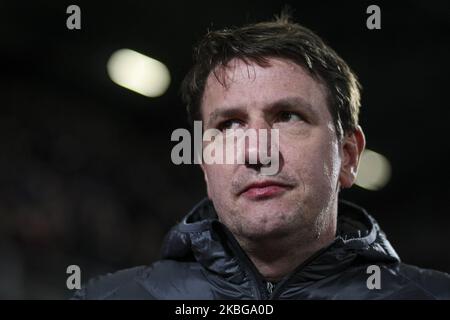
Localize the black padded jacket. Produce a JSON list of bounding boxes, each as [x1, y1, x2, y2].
[[73, 198, 450, 299]]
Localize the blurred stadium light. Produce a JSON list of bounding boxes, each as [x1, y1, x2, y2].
[[356, 149, 392, 191], [107, 49, 170, 98]]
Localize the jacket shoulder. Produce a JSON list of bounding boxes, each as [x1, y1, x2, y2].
[[72, 265, 153, 300], [394, 263, 450, 299], [72, 260, 203, 300]]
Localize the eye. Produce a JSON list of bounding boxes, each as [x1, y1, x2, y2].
[[217, 119, 242, 131], [277, 111, 303, 123]]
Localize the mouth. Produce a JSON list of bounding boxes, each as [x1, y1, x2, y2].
[[239, 180, 293, 200]]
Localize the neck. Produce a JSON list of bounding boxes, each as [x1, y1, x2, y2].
[[235, 219, 336, 282]]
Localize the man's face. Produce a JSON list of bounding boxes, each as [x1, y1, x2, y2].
[[200, 57, 344, 240]]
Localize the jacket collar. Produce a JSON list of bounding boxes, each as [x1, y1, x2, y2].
[[160, 198, 400, 285]]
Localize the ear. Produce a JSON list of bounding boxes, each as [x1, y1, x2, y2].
[[339, 126, 366, 189], [200, 164, 212, 198]]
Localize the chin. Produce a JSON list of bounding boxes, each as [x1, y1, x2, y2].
[[242, 197, 298, 217], [238, 209, 295, 238], [241, 222, 290, 240]]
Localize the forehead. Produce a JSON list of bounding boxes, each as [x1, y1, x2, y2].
[[201, 57, 330, 120]]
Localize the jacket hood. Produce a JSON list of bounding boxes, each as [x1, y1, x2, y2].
[[160, 198, 400, 284]]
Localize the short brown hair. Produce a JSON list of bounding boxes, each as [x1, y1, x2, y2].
[[181, 13, 361, 139]]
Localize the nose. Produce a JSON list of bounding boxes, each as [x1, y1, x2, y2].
[[237, 120, 278, 172]]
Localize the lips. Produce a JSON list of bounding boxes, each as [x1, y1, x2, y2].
[[239, 180, 292, 200]]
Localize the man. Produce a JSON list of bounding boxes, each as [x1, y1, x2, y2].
[[74, 14, 450, 299]]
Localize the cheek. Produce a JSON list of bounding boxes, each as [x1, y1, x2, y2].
[[204, 164, 233, 193], [316, 140, 342, 191], [281, 133, 340, 187]]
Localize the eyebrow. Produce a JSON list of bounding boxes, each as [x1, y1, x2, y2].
[[206, 96, 317, 127], [269, 96, 316, 116]]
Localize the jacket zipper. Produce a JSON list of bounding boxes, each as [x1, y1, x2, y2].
[[266, 281, 274, 295], [269, 241, 337, 299], [217, 221, 335, 300]]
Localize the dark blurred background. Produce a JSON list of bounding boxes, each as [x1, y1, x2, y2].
[[0, 0, 449, 299]]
